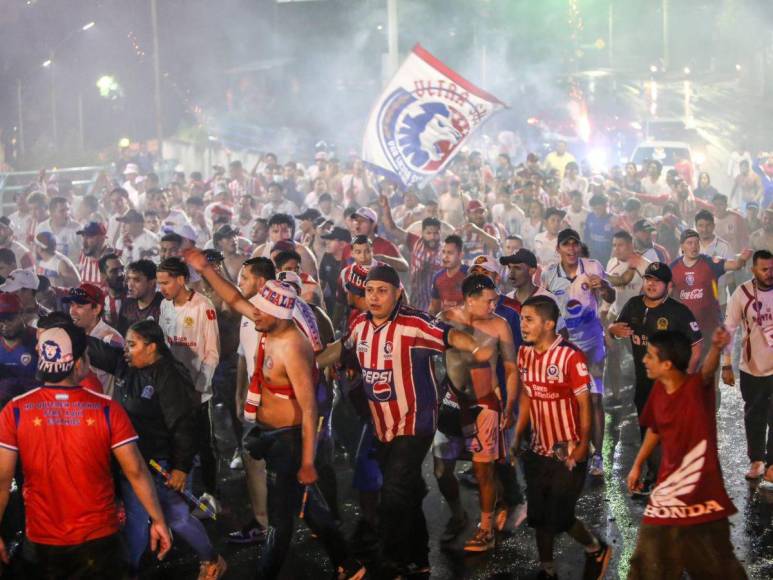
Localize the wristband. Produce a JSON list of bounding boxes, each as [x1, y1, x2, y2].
[[721, 365, 732, 371]]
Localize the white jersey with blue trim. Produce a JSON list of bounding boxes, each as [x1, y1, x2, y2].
[[541, 258, 606, 348]]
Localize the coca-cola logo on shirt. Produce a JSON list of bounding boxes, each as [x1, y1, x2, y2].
[[680, 289, 704, 301]]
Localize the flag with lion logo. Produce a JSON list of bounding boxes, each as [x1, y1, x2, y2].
[[362, 43, 505, 189]]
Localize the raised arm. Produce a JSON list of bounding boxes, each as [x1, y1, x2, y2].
[[183, 248, 259, 322], [701, 327, 731, 385], [724, 249, 752, 272], [378, 194, 409, 244]]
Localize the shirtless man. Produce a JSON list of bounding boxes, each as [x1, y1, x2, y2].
[[185, 249, 364, 580], [433, 273, 517, 553]]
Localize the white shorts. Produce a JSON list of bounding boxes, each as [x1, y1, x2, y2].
[[432, 407, 500, 463]]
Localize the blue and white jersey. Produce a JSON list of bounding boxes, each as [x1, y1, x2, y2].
[[541, 258, 606, 348]]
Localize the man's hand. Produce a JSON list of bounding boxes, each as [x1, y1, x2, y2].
[[740, 248, 753, 263], [149, 520, 172, 560], [712, 327, 732, 351], [297, 463, 319, 486], [588, 274, 605, 290], [566, 442, 589, 470], [608, 322, 633, 338], [626, 464, 643, 494], [166, 469, 187, 492], [722, 367, 735, 387], [500, 409, 514, 431], [183, 248, 208, 273], [378, 194, 390, 211]]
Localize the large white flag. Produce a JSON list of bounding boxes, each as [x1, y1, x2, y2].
[[362, 43, 505, 189]]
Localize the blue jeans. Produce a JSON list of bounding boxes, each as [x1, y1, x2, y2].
[[119, 461, 215, 574]]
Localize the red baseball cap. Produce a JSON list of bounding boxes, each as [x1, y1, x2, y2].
[[0, 292, 22, 316], [467, 200, 485, 212], [63, 283, 104, 306]]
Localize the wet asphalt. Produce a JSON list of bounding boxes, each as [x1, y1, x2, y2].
[[142, 354, 773, 580]]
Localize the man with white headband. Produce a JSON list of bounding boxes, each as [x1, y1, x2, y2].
[[184, 248, 365, 580]]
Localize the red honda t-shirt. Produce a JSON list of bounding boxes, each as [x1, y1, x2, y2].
[[640, 373, 736, 526], [0, 386, 138, 545], [670, 255, 725, 334]]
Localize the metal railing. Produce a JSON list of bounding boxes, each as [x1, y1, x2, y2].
[[0, 166, 108, 215]]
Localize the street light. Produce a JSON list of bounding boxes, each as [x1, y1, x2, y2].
[[41, 59, 52, 68], [81, 21, 95, 31]]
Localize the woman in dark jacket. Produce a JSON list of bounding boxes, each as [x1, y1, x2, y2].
[[88, 320, 226, 579]]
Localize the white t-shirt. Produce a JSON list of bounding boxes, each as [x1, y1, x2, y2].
[[159, 290, 220, 401], [533, 232, 560, 268], [725, 280, 773, 376], [238, 295, 261, 377], [118, 229, 160, 263], [563, 206, 590, 234], [606, 256, 648, 317], [36, 252, 79, 286], [541, 258, 607, 348], [35, 219, 82, 261]]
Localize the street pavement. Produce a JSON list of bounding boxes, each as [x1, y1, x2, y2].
[[143, 353, 773, 579]]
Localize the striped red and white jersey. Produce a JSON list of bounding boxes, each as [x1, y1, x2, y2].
[[78, 253, 103, 288], [518, 336, 592, 457], [344, 305, 451, 442]]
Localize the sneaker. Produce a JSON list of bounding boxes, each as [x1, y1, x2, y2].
[[198, 555, 227, 580], [589, 454, 604, 477], [745, 461, 765, 480], [227, 520, 267, 544], [229, 449, 244, 470], [335, 558, 366, 580], [583, 540, 612, 580], [536, 570, 559, 580], [495, 502, 527, 532], [440, 511, 468, 543], [463, 526, 495, 553], [193, 492, 220, 520]]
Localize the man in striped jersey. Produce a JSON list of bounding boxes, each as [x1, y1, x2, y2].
[[76, 222, 112, 288], [511, 295, 612, 580], [318, 264, 492, 578]]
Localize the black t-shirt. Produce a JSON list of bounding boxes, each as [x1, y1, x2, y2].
[[616, 296, 703, 384], [117, 292, 164, 336], [319, 253, 343, 313]]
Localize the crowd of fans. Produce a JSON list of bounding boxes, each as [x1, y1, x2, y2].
[[0, 138, 770, 580]]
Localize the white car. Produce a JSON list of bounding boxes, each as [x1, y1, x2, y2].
[[630, 141, 703, 184]]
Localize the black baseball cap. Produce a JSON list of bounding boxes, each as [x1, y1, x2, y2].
[[643, 262, 672, 283], [500, 249, 537, 269], [680, 229, 700, 244], [557, 228, 581, 245], [544, 207, 566, 220], [295, 208, 322, 222], [320, 226, 351, 243], [633, 219, 656, 233], [213, 224, 239, 243]]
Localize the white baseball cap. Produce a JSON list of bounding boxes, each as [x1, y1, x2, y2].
[[162, 221, 198, 242], [123, 163, 139, 175], [0, 269, 40, 292], [470, 255, 501, 277], [354, 207, 378, 224]]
